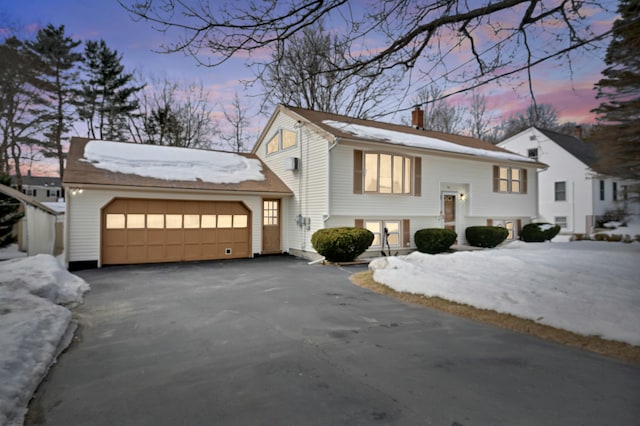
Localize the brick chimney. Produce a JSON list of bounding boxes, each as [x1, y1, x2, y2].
[[411, 106, 424, 129], [574, 125, 583, 140]]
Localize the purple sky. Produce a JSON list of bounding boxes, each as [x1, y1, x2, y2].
[[2, 1, 617, 163]]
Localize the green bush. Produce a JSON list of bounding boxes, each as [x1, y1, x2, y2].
[[311, 227, 374, 262], [414, 228, 457, 254], [465, 226, 509, 248], [520, 223, 561, 242]]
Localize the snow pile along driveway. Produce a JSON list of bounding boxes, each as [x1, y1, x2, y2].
[[0, 255, 89, 426], [369, 241, 640, 346]]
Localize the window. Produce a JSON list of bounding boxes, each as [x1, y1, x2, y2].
[[126, 214, 145, 229], [147, 214, 164, 228], [364, 152, 412, 194], [201, 215, 217, 228], [613, 182, 618, 201], [266, 128, 297, 154], [263, 200, 279, 225], [106, 214, 125, 229], [218, 215, 233, 228], [282, 129, 296, 149], [365, 220, 401, 248], [555, 216, 568, 228], [267, 134, 279, 154], [527, 148, 538, 159], [599, 180, 605, 200], [494, 166, 526, 194], [183, 214, 200, 229], [233, 215, 248, 228], [165, 215, 182, 229], [554, 181, 566, 201]]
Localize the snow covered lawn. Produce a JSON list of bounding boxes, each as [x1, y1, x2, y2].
[[370, 240, 640, 346], [0, 255, 89, 426]]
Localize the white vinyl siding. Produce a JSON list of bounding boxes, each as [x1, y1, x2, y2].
[[255, 111, 328, 254], [65, 188, 262, 265]]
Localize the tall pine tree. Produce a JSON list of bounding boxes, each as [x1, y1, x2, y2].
[[590, 0, 640, 179], [76, 40, 144, 140], [27, 25, 82, 180], [0, 173, 24, 248]]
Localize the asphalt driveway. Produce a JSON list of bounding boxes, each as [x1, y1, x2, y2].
[[27, 255, 640, 425]]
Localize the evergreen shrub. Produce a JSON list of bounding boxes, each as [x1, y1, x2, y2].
[[520, 223, 561, 242], [311, 227, 374, 262], [465, 226, 509, 248], [414, 228, 457, 254]]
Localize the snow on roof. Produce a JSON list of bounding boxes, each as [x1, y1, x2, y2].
[[323, 120, 536, 163], [81, 140, 265, 184]]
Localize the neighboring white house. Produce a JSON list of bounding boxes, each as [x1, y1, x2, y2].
[[252, 105, 545, 259], [499, 126, 636, 235]]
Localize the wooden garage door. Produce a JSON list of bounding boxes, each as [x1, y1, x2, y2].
[[102, 199, 251, 265]]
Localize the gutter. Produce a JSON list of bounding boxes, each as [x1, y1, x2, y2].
[[324, 137, 340, 223]]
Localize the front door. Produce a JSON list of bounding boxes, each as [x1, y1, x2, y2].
[[262, 199, 281, 254], [443, 194, 456, 231]]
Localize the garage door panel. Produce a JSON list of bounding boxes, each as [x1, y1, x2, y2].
[[166, 229, 183, 244], [102, 198, 251, 265], [147, 200, 165, 213], [147, 229, 165, 245]]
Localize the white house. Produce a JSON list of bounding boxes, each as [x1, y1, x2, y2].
[[62, 105, 544, 268], [252, 105, 544, 259], [499, 126, 635, 235]]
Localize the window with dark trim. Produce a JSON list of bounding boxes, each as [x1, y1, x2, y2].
[[527, 148, 538, 159], [600, 180, 605, 201], [554, 181, 566, 201], [353, 150, 420, 196], [493, 166, 527, 194], [613, 182, 618, 201]]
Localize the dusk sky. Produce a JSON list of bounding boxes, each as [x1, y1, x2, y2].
[[1, 0, 619, 169]]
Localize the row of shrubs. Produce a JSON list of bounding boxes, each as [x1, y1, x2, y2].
[[573, 233, 639, 243], [311, 222, 562, 262]]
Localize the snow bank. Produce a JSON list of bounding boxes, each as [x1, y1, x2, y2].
[[0, 255, 89, 426], [369, 241, 640, 345]]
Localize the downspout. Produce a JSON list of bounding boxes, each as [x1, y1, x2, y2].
[[324, 136, 340, 224]]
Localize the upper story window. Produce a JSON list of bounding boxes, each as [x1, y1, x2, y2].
[[266, 128, 297, 155], [364, 152, 412, 194], [554, 181, 566, 201], [527, 148, 538, 160], [599, 180, 605, 201], [613, 182, 618, 201], [493, 166, 527, 194]]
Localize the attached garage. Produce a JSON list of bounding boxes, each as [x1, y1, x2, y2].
[[63, 138, 292, 269], [102, 199, 251, 265]]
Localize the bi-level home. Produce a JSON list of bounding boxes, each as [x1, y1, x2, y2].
[[62, 105, 544, 268], [253, 105, 544, 259], [499, 126, 636, 234]]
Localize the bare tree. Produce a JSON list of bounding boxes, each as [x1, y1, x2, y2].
[[413, 86, 465, 134], [497, 103, 559, 140], [120, 0, 613, 105], [217, 92, 254, 152], [467, 90, 491, 140], [129, 75, 217, 148], [261, 20, 400, 118]]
